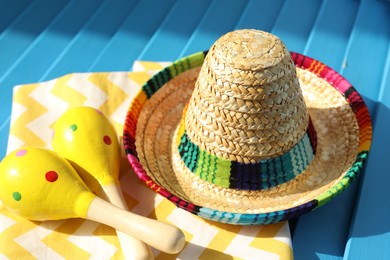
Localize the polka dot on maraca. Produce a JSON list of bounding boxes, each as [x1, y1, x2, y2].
[[13, 192, 22, 201], [70, 124, 78, 132], [45, 171, 58, 182], [103, 135, 112, 145], [15, 149, 27, 157]]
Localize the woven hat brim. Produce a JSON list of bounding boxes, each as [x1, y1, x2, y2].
[[123, 52, 372, 225]]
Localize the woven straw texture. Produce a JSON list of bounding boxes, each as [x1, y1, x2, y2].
[[185, 30, 309, 163], [124, 31, 372, 225]]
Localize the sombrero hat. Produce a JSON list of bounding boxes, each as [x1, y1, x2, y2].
[[123, 29, 372, 225]]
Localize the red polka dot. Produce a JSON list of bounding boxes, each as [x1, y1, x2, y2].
[[45, 171, 58, 182], [103, 135, 112, 145]]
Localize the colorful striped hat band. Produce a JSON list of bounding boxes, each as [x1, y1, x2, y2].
[[123, 29, 372, 225], [175, 104, 318, 191]]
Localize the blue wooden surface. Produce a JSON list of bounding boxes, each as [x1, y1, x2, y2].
[[0, 0, 389, 258]]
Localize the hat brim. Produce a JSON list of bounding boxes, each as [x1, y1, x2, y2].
[[123, 51, 372, 225]]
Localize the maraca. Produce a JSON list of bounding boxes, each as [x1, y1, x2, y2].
[[51, 106, 153, 259], [0, 147, 185, 254], [52, 107, 121, 193]]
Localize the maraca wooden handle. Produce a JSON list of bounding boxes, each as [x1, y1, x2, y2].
[[102, 183, 130, 209], [102, 183, 153, 259], [87, 197, 185, 254]]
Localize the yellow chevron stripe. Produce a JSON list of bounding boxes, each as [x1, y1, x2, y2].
[[93, 224, 123, 260], [121, 188, 141, 211], [150, 197, 176, 221], [0, 209, 38, 259], [41, 219, 91, 259], [128, 72, 153, 86], [49, 74, 89, 131], [136, 61, 165, 72], [88, 73, 128, 133], [250, 223, 293, 260], [51, 74, 87, 109], [199, 221, 242, 259], [11, 83, 47, 147]]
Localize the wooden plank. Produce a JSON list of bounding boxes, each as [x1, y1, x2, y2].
[[0, 0, 68, 76], [291, 1, 360, 259], [303, 0, 359, 70], [88, 0, 176, 71], [344, 2, 390, 258], [271, 0, 323, 53], [0, 0, 33, 33], [344, 93, 390, 259], [179, 0, 249, 56], [136, 0, 211, 61], [294, 184, 360, 260], [235, 0, 285, 31], [340, 0, 390, 115]]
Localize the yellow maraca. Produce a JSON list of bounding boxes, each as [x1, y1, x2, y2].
[[51, 106, 153, 259], [52, 107, 120, 190], [0, 147, 185, 254]]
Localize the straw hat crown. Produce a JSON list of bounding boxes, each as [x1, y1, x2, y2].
[[182, 30, 309, 164]]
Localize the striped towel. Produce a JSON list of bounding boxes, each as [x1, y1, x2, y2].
[[0, 61, 293, 259]]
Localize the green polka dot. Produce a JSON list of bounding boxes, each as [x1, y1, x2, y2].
[[13, 192, 21, 201], [70, 124, 77, 131]]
